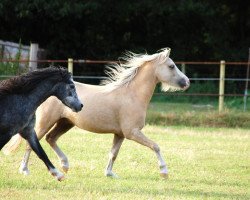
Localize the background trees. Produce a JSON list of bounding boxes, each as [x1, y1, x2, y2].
[[0, 0, 249, 61]]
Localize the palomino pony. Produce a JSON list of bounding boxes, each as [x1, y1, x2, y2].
[[5, 48, 189, 178], [0, 67, 83, 181]]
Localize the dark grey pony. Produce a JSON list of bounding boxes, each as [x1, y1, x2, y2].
[[0, 67, 83, 181]]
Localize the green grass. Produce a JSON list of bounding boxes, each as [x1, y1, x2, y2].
[[0, 126, 249, 200], [147, 102, 250, 128]]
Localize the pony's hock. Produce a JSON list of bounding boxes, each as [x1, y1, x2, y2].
[[0, 67, 83, 181], [4, 48, 189, 179]]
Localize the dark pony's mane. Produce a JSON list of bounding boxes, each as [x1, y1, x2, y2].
[[0, 67, 71, 99]]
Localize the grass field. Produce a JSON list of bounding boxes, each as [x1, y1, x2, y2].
[[0, 125, 249, 200], [147, 102, 250, 128]]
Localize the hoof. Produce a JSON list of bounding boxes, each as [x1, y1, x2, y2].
[[50, 169, 65, 181], [57, 175, 66, 182], [52, 173, 65, 182], [19, 167, 30, 176], [160, 173, 168, 179], [62, 166, 69, 173], [105, 171, 119, 179]]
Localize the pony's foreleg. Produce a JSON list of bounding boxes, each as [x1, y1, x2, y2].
[[20, 129, 65, 181], [125, 128, 168, 178], [45, 118, 73, 173], [19, 142, 32, 175], [105, 134, 124, 178]]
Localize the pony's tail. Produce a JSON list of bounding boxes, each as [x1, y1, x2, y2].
[[2, 134, 23, 155]]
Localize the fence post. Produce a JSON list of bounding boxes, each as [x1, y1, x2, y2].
[[181, 63, 186, 74], [219, 60, 225, 112], [68, 58, 73, 75], [243, 48, 250, 111], [29, 43, 39, 71]]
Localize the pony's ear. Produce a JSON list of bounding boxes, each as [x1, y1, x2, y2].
[[157, 48, 171, 64], [166, 48, 171, 57], [162, 47, 171, 57]]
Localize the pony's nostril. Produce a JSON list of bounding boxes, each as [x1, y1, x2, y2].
[[178, 78, 187, 88], [81, 104, 83, 108]]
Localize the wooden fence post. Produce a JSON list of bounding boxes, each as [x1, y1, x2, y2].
[[219, 60, 225, 112], [29, 43, 39, 71], [243, 48, 250, 111], [181, 63, 186, 74], [68, 58, 73, 75]]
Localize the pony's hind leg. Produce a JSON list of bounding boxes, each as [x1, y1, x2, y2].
[[105, 134, 124, 178], [45, 118, 74, 173], [125, 128, 168, 178], [19, 142, 32, 175]]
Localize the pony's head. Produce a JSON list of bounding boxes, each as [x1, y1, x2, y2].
[[48, 67, 83, 112], [153, 48, 190, 91], [101, 48, 189, 92]]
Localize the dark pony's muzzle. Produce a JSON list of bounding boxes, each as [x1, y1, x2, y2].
[[74, 102, 83, 112], [63, 97, 83, 112], [178, 78, 190, 90]]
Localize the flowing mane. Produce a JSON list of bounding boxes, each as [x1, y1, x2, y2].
[[101, 48, 171, 91], [0, 67, 70, 99]]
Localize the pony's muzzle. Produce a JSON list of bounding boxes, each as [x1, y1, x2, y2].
[[75, 103, 83, 112], [63, 97, 83, 112], [178, 78, 190, 90]]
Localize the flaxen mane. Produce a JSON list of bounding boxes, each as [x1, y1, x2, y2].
[[101, 48, 171, 91], [0, 67, 70, 99]]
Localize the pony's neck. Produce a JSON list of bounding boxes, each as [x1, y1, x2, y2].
[[27, 80, 54, 110], [129, 62, 157, 106]]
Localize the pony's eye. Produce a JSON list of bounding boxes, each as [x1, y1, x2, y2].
[[169, 65, 175, 69]]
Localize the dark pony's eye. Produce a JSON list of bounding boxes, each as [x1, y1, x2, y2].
[[169, 65, 175, 69]]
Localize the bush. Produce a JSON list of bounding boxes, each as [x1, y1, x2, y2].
[[0, 42, 28, 79]]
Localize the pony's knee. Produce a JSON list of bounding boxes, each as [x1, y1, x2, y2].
[[153, 144, 160, 152], [45, 134, 55, 146]]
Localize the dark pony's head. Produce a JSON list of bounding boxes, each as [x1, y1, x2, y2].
[[0, 67, 71, 99]]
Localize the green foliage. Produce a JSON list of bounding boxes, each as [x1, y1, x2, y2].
[[0, 0, 249, 61], [0, 41, 28, 79], [0, 1, 248, 94]]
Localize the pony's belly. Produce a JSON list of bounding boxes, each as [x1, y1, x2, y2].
[[72, 112, 121, 134], [76, 121, 121, 134]]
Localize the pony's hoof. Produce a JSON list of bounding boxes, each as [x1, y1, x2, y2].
[[62, 166, 69, 173], [160, 173, 168, 179], [19, 167, 30, 176], [57, 175, 66, 182], [52, 173, 65, 181], [50, 168, 65, 181], [105, 171, 119, 179]]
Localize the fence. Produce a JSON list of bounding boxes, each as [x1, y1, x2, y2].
[[0, 58, 249, 112]]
